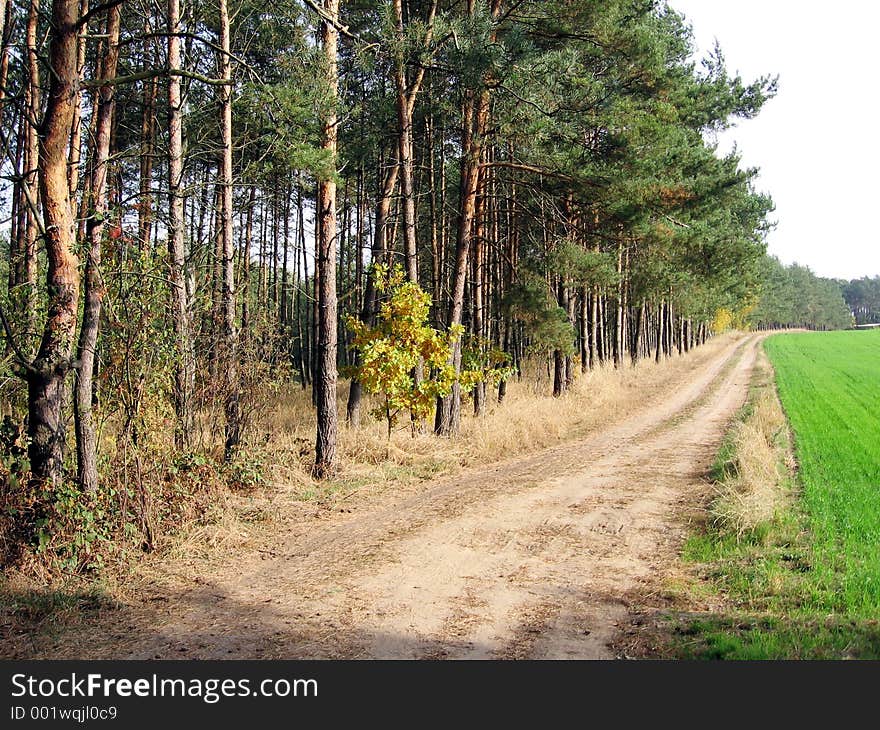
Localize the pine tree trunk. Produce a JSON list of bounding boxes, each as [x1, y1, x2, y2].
[[296, 182, 310, 388], [589, 287, 598, 369], [552, 349, 565, 397], [314, 0, 339, 478], [472, 169, 486, 415], [565, 284, 576, 387], [0, 0, 7, 59], [434, 88, 480, 435], [346, 153, 399, 426], [393, 0, 418, 283], [74, 4, 120, 493], [280, 178, 291, 329], [655, 301, 664, 363], [218, 0, 240, 460], [167, 0, 194, 447], [138, 45, 158, 250], [242, 186, 255, 334], [66, 0, 88, 199], [27, 0, 81, 490], [435, 0, 502, 436], [21, 0, 40, 338]]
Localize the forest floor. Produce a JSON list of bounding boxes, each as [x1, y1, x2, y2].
[[4, 333, 763, 660]]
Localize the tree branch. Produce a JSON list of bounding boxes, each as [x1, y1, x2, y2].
[[77, 0, 125, 29], [300, 0, 357, 40], [663, 214, 691, 229], [123, 31, 262, 83], [482, 160, 576, 182], [84, 68, 232, 87]]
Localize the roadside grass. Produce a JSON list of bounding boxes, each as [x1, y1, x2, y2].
[[259, 333, 740, 508], [0, 574, 122, 657], [664, 329, 880, 659]]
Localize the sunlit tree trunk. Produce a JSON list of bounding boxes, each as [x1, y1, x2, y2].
[[27, 0, 81, 488], [167, 0, 194, 447], [435, 0, 502, 436], [314, 0, 339, 478], [218, 0, 240, 460]]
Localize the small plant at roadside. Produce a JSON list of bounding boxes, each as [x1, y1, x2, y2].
[[345, 265, 487, 438]]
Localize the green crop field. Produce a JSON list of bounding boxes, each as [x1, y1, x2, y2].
[[671, 329, 880, 659], [766, 330, 880, 613]]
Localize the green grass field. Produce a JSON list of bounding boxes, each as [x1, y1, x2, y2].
[[671, 329, 880, 659], [767, 330, 880, 614]]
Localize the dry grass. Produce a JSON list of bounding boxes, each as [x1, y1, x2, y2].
[[147, 333, 744, 594], [252, 333, 743, 506], [709, 353, 795, 536]]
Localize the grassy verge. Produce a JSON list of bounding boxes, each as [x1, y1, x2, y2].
[[657, 330, 880, 659]]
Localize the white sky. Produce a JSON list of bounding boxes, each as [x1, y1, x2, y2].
[[669, 0, 880, 280]]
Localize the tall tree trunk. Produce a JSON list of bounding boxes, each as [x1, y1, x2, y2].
[[167, 0, 194, 447], [655, 300, 664, 363], [296, 182, 310, 388], [355, 163, 365, 316], [241, 185, 255, 334], [434, 86, 481, 435], [588, 287, 598, 369], [74, 3, 120, 493], [630, 300, 644, 365], [218, 0, 240, 460], [20, 0, 41, 338], [427, 99, 441, 312], [280, 177, 291, 329], [67, 0, 87, 199], [314, 0, 339, 478], [472, 174, 486, 415], [613, 238, 624, 367], [27, 0, 81, 489], [0, 0, 7, 60], [392, 0, 437, 283], [138, 38, 158, 250]]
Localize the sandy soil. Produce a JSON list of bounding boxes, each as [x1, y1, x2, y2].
[[10, 334, 762, 660]]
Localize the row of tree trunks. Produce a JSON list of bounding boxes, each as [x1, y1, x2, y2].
[[2, 0, 724, 495], [435, 0, 504, 437]]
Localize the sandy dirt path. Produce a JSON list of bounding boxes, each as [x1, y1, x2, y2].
[[20, 334, 761, 660]]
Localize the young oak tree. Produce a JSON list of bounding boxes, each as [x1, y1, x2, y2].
[[344, 265, 461, 439], [344, 265, 506, 439]]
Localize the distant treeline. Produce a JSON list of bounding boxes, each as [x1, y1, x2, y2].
[[751, 257, 853, 331], [840, 277, 880, 325]]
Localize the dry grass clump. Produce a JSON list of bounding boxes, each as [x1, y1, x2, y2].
[[710, 358, 795, 536]]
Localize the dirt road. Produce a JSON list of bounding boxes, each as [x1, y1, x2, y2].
[[21, 334, 761, 659]]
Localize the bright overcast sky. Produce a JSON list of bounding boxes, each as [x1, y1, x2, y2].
[[669, 1, 880, 280]]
